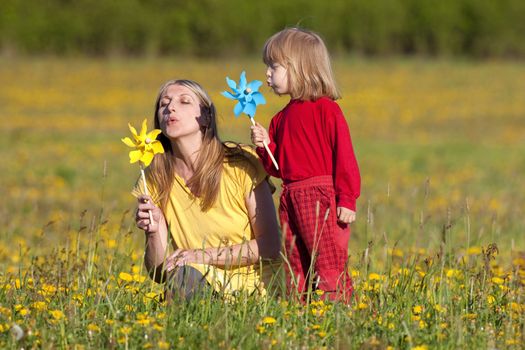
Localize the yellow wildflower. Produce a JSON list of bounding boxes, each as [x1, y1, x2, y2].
[[369, 273, 381, 281], [491, 277, 504, 285], [118, 272, 133, 282], [87, 323, 100, 332], [49, 310, 65, 320], [412, 305, 423, 315], [132, 274, 145, 283], [467, 246, 481, 255], [119, 326, 132, 335], [262, 316, 276, 325]]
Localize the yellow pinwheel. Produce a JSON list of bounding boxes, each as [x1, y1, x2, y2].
[[122, 119, 164, 224], [121, 119, 164, 167]]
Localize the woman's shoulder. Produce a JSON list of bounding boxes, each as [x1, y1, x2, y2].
[[223, 142, 261, 170], [222, 142, 270, 190]]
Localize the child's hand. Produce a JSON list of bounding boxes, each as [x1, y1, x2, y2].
[[250, 122, 270, 148], [337, 207, 356, 224]]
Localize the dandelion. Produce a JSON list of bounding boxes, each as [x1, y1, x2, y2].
[[412, 305, 423, 315], [369, 273, 381, 281], [467, 246, 482, 255], [119, 272, 133, 282], [10, 324, 24, 341], [434, 304, 445, 313], [49, 309, 65, 321], [119, 326, 132, 335], [487, 295, 496, 305], [390, 248, 404, 257], [87, 323, 101, 332], [491, 277, 504, 285], [262, 316, 276, 325], [107, 239, 117, 249], [133, 274, 146, 283], [462, 313, 477, 320]]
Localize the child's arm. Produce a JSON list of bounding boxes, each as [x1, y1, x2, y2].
[[330, 109, 361, 215], [251, 122, 280, 177]]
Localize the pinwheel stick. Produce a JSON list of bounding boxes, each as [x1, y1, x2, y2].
[[140, 164, 154, 224], [249, 117, 279, 170]]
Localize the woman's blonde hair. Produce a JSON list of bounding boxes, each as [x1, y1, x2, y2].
[[263, 27, 340, 101], [146, 79, 225, 212]]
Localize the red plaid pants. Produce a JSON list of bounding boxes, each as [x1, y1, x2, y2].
[[279, 176, 353, 302]]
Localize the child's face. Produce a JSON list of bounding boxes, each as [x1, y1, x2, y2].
[[266, 63, 289, 96]]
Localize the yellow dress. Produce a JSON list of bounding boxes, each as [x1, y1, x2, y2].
[[133, 147, 278, 296]]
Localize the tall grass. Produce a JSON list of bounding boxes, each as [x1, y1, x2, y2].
[[0, 58, 524, 348]]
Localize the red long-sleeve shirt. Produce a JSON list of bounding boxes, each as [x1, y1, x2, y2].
[[256, 97, 361, 211]]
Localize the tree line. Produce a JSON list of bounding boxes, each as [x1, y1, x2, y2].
[[0, 0, 523, 58]]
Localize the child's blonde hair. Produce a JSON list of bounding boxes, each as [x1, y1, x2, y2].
[[263, 27, 340, 101]]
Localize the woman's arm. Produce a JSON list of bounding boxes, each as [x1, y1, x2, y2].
[[164, 180, 280, 271], [136, 194, 171, 282]]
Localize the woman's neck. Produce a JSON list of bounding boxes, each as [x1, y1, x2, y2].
[[170, 135, 202, 181]]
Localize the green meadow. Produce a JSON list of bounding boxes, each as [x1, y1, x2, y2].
[[0, 57, 524, 349]]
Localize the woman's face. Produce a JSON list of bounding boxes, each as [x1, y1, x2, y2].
[[157, 84, 202, 141]]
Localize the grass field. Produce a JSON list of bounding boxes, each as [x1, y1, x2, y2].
[[0, 57, 524, 349]]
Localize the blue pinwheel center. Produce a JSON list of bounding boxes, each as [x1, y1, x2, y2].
[[222, 71, 266, 118]]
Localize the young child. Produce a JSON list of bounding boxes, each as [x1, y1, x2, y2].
[[251, 28, 361, 302]]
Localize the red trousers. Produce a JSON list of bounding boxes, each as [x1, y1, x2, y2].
[[279, 176, 353, 302]]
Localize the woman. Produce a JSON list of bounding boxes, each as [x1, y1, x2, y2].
[[134, 79, 280, 300]]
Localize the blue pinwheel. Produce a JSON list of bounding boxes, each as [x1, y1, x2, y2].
[[222, 71, 279, 170], [222, 71, 266, 118]]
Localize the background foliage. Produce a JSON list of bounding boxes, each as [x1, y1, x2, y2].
[[1, 0, 524, 57]]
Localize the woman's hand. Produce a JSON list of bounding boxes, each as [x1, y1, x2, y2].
[[136, 195, 163, 233], [250, 122, 270, 148], [337, 207, 356, 224], [164, 249, 200, 272]]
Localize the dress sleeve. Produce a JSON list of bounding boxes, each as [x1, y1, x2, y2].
[[328, 104, 361, 211]]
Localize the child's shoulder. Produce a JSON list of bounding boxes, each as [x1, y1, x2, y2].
[[313, 97, 343, 116]]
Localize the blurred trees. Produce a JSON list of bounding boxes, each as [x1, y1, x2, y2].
[[0, 0, 523, 57]]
